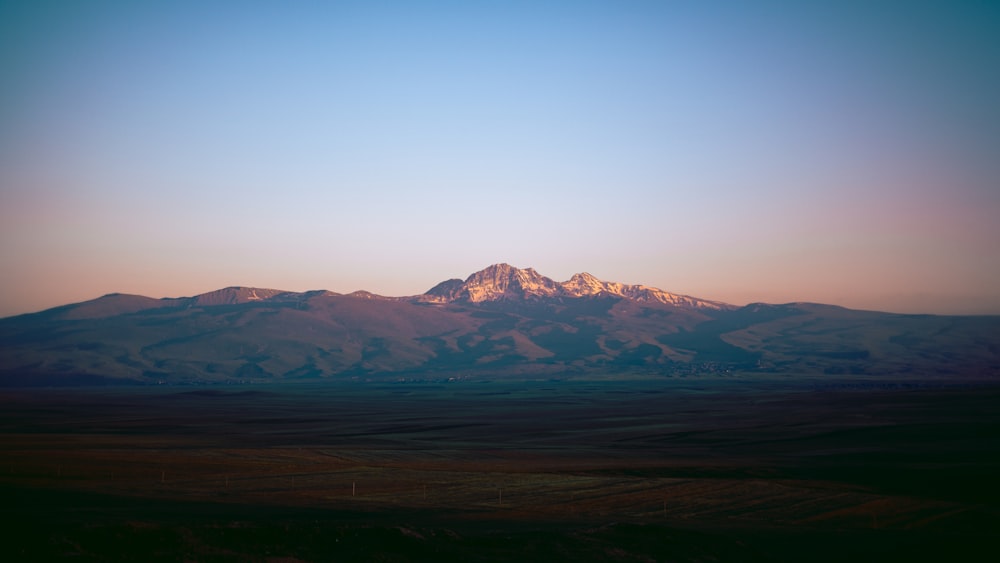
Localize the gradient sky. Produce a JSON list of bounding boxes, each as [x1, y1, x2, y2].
[[2, 0, 999, 317]]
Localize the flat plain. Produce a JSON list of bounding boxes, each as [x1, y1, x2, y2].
[[2, 377, 998, 561]]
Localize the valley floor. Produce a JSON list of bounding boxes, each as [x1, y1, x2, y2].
[[1, 377, 998, 561]]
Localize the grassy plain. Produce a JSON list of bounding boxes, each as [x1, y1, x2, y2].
[[2, 377, 998, 561]]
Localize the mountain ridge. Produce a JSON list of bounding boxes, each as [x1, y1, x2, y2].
[[414, 264, 730, 309], [2, 264, 998, 384], [10, 264, 729, 320]]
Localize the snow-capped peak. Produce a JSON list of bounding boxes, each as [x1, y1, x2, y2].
[[419, 264, 731, 309], [459, 263, 561, 302], [562, 272, 621, 296]]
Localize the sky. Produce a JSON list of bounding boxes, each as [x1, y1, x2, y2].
[[1, 0, 998, 317]]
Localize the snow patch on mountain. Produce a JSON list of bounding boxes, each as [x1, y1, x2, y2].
[[191, 287, 287, 306]]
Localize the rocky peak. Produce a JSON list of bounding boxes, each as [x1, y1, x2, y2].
[[569, 272, 600, 283], [418, 264, 732, 309], [562, 272, 614, 296], [461, 263, 561, 302], [424, 278, 465, 300]]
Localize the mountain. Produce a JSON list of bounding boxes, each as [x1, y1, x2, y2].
[[1, 264, 998, 385], [420, 263, 730, 309]]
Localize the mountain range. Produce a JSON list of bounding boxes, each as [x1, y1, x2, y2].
[[1, 264, 998, 384]]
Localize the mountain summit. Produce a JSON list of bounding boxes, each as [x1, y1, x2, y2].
[[424, 263, 561, 303], [421, 264, 730, 310]]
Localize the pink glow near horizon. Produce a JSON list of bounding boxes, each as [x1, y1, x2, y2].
[[1, 1, 998, 317]]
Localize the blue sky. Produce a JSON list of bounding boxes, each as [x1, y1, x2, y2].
[[1, 1, 999, 316]]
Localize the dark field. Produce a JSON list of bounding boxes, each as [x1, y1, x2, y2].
[[2, 378, 999, 561]]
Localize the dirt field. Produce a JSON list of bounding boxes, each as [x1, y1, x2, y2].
[[2, 377, 998, 561]]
